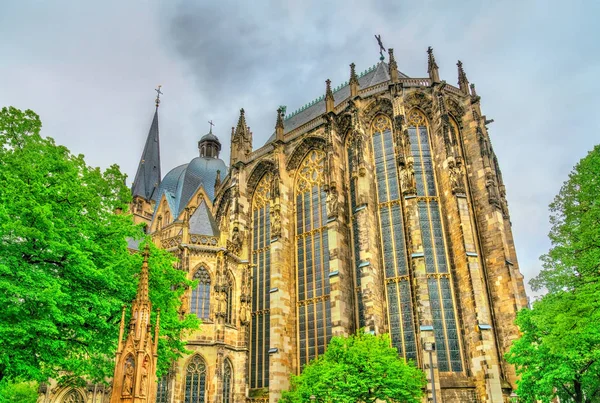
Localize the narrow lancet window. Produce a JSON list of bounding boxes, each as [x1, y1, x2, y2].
[[191, 267, 211, 320]]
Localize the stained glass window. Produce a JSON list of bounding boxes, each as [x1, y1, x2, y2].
[[296, 150, 332, 368], [184, 355, 206, 403], [191, 267, 211, 319], [408, 109, 463, 372], [369, 115, 417, 361], [63, 390, 84, 403], [250, 173, 271, 388], [223, 359, 233, 403], [156, 374, 170, 403]]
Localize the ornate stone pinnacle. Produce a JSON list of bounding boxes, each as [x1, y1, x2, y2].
[[325, 79, 334, 99], [427, 47, 439, 72], [457, 60, 469, 93], [350, 63, 358, 84], [275, 107, 284, 130]]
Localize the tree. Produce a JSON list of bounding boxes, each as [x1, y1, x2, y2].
[[0, 380, 38, 403], [506, 145, 600, 403], [280, 332, 425, 403], [0, 107, 199, 385]]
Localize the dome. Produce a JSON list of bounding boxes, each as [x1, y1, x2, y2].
[[155, 156, 227, 218], [200, 131, 219, 142]]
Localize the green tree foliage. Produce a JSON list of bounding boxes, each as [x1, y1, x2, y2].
[[506, 145, 600, 403], [280, 332, 425, 403], [0, 107, 199, 385], [0, 380, 38, 403]]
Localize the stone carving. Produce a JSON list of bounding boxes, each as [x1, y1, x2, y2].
[[122, 358, 134, 396], [140, 357, 148, 396], [286, 136, 327, 171], [485, 171, 501, 207], [231, 226, 242, 251], [400, 157, 417, 195], [326, 187, 338, 219], [271, 203, 281, 238], [448, 158, 465, 194]]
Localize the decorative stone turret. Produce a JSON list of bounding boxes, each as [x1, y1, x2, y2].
[[230, 108, 252, 167], [110, 246, 160, 403], [275, 107, 285, 142], [349, 63, 359, 97], [325, 79, 334, 113], [388, 48, 399, 83], [457, 60, 470, 95], [427, 46, 440, 84]]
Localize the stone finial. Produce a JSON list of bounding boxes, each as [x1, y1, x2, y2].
[[388, 48, 399, 83], [349, 63, 360, 97], [470, 83, 481, 103], [275, 107, 285, 141], [325, 79, 334, 113], [230, 108, 252, 166], [427, 46, 440, 84], [457, 60, 470, 94]]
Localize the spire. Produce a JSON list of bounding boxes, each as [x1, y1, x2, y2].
[[427, 47, 440, 84], [349, 63, 360, 97], [457, 60, 470, 94], [131, 87, 162, 202], [275, 107, 285, 141], [388, 48, 399, 83], [325, 79, 334, 113], [137, 244, 150, 303], [230, 108, 253, 166]]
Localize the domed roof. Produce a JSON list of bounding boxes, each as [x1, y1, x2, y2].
[[200, 131, 220, 143], [155, 156, 227, 218]]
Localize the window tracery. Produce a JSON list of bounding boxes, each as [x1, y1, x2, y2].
[[222, 359, 233, 403], [191, 267, 211, 320], [295, 150, 332, 368], [62, 390, 84, 403], [250, 172, 272, 388], [184, 355, 207, 403], [368, 115, 417, 361], [408, 109, 463, 372]]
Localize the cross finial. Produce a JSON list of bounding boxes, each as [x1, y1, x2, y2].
[[155, 85, 163, 107], [374, 34, 386, 61], [208, 120, 215, 133]]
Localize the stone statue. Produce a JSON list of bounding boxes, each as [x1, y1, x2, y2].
[[140, 359, 148, 396], [448, 158, 465, 194], [326, 187, 338, 219], [240, 302, 250, 325], [122, 360, 134, 396], [271, 204, 281, 237], [231, 227, 242, 250], [400, 157, 416, 195]]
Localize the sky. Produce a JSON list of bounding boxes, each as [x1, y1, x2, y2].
[[1, 0, 599, 296]]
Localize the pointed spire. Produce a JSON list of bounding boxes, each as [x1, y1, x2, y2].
[[235, 108, 248, 138], [131, 90, 162, 202], [275, 107, 285, 141], [427, 47, 440, 84], [136, 244, 150, 303], [230, 108, 252, 166], [325, 79, 334, 113], [214, 170, 221, 189], [457, 60, 470, 94], [388, 48, 399, 83], [349, 63, 360, 97]]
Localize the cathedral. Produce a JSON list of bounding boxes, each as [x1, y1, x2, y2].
[[40, 45, 528, 403]]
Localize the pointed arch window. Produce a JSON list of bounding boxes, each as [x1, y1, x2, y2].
[[408, 109, 463, 372], [222, 359, 233, 403], [191, 267, 211, 320], [367, 115, 417, 362], [62, 390, 84, 403], [295, 150, 332, 368], [156, 374, 170, 403], [184, 355, 207, 403], [250, 173, 271, 389]]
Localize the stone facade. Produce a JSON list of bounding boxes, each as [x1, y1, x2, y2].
[[43, 46, 527, 403]]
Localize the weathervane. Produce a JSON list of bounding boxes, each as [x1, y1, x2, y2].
[[155, 85, 163, 107], [208, 120, 215, 133], [375, 34, 386, 61]]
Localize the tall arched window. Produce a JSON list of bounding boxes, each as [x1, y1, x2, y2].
[[295, 150, 332, 367], [184, 355, 207, 403], [191, 267, 211, 320], [222, 359, 233, 403], [368, 115, 417, 361], [224, 272, 234, 325], [156, 374, 170, 403], [250, 173, 271, 388], [408, 109, 463, 372], [63, 390, 84, 403]]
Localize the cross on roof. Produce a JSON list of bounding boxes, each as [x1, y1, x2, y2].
[[155, 85, 163, 107], [208, 120, 215, 133]]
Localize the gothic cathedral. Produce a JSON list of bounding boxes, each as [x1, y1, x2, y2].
[[42, 46, 528, 403]]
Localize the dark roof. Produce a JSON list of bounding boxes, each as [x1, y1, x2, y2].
[[155, 156, 227, 218], [131, 108, 161, 201], [189, 201, 220, 236], [263, 61, 407, 145], [200, 130, 220, 143]]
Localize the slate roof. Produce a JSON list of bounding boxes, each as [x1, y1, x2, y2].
[[264, 61, 408, 145], [155, 156, 227, 219], [189, 201, 220, 236], [131, 108, 161, 201]]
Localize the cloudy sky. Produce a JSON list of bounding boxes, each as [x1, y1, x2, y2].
[[1, 0, 598, 295]]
